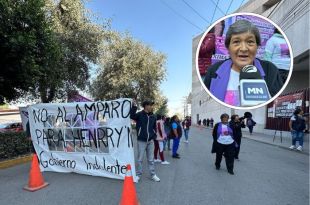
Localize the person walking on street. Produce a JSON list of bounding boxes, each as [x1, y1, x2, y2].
[[229, 115, 245, 160], [207, 118, 210, 127], [154, 115, 170, 165], [246, 117, 256, 135], [130, 100, 160, 182], [163, 117, 172, 151], [289, 108, 306, 151], [171, 115, 182, 158], [211, 113, 236, 175], [182, 116, 191, 143], [210, 118, 214, 128], [202, 119, 207, 126]]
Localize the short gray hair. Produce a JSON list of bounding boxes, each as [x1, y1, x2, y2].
[[225, 19, 261, 48], [220, 113, 229, 120]]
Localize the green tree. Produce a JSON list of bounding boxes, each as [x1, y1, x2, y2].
[[0, 0, 106, 103], [38, 0, 106, 102], [0, 0, 61, 101], [90, 31, 167, 107], [155, 96, 168, 116]]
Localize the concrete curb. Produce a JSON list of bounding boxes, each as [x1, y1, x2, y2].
[[0, 112, 20, 116], [0, 155, 32, 169], [243, 136, 309, 156]]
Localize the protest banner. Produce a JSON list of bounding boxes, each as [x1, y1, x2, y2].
[[274, 92, 303, 118], [28, 98, 136, 181]]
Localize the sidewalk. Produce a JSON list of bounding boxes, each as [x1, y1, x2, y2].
[[242, 131, 309, 155], [194, 125, 309, 155]]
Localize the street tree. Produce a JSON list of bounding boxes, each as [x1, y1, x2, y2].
[[90, 31, 167, 107], [0, 0, 61, 101], [38, 0, 106, 102], [155, 96, 169, 116], [0, 0, 106, 103]]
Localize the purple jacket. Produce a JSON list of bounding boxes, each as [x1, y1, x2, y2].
[[211, 122, 236, 153], [208, 59, 266, 101]]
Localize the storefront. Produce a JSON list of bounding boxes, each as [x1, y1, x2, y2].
[[265, 88, 309, 131]]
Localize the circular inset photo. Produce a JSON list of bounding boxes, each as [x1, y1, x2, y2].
[[196, 12, 293, 109]]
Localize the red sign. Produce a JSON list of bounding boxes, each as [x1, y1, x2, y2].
[[274, 92, 303, 118]]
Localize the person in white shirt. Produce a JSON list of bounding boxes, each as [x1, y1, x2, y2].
[[211, 113, 236, 175], [154, 115, 170, 165]]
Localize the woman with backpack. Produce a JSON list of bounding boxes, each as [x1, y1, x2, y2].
[[246, 117, 256, 135], [211, 113, 236, 175], [289, 108, 306, 151]]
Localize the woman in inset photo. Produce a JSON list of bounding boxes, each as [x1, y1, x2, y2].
[[204, 19, 284, 107]]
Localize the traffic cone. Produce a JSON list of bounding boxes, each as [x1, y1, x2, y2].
[[119, 164, 140, 205], [24, 154, 49, 192]]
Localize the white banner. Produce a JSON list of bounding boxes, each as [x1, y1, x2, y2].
[[28, 98, 136, 181]]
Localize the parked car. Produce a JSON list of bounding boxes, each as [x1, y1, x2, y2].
[[0, 122, 23, 133]]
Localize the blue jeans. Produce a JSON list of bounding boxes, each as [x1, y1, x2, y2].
[[172, 138, 180, 156], [163, 139, 167, 150], [184, 129, 189, 141], [291, 130, 304, 146]]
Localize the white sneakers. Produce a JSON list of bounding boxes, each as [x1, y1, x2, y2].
[[161, 161, 170, 165], [136, 175, 160, 182], [155, 159, 170, 165], [289, 145, 296, 149], [183, 140, 189, 143], [289, 145, 303, 151], [151, 174, 160, 182]]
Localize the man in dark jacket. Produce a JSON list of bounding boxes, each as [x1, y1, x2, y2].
[[130, 100, 160, 182], [229, 115, 246, 160]]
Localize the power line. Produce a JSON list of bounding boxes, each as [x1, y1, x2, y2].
[[225, 0, 234, 15], [211, 0, 220, 23], [181, 0, 210, 24], [160, 0, 203, 31], [267, 1, 281, 18], [239, 0, 246, 9], [210, 0, 225, 15]]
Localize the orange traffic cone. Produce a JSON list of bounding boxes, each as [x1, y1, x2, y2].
[[24, 154, 49, 192], [119, 164, 140, 205]]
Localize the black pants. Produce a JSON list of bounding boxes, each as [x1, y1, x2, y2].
[[215, 143, 235, 171], [235, 137, 241, 158], [248, 126, 253, 134]]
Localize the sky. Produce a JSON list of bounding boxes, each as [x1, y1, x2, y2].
[[85, 0, 248, 115]]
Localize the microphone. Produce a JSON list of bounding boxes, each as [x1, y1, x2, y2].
[[239, 65, 271, 106]]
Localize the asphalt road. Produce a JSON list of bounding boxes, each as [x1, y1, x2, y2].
[[0, 127, 309, 205]]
